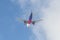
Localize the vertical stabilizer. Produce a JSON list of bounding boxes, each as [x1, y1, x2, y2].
[[29, 12, 32, 20]]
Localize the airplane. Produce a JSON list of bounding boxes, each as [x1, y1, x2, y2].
[[17, 12, 42, 27]]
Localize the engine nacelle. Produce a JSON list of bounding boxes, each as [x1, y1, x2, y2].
[[32, 21, 35, 25]]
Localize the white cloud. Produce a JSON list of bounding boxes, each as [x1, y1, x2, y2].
[[42, 0, 60, 40], [30, 0, 47, 40], [30, 0, 60, 40], [11, 0, 60, 40], [18, 0, 27, 9]]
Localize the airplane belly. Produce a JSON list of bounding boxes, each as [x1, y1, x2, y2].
[[27, 24, 30, 27], [28, 20, 31, 24]]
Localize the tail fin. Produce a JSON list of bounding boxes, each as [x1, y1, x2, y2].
[[29, 12, 32, 20]]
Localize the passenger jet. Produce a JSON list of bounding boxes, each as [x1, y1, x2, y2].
[[18, 12, 42, 27]]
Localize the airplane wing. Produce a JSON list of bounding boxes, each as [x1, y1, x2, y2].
[[32, 19, 43, 25], [17, 18, 28, 24]]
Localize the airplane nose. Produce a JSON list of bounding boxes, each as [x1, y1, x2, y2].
[[27, 24, 30, 27]]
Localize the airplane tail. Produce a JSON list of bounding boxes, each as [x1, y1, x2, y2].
[[29, 12, 32, 20]]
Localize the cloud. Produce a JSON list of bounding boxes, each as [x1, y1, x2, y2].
[[17, 0, 27, 9], [42, 0, 60, 40], [11, 0, 60, 40], [30, 0, 60, 40], [29, 0, 48, 40]]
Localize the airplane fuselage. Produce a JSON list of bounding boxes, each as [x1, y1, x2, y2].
[[28, 20, 32, 24], [27, 13, 32, 27]]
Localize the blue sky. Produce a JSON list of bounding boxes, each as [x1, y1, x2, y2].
[[0, 0, 32, 40], [0, 0, 48, 40]]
